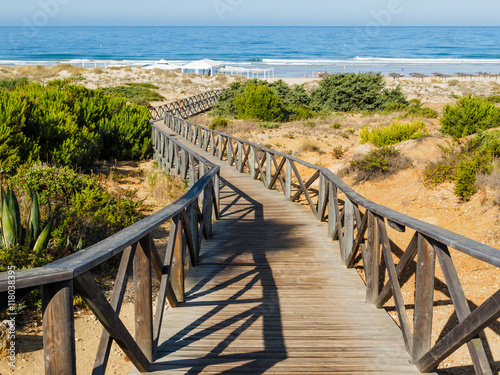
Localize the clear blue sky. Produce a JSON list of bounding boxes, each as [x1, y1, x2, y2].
[[1, 0, 499, 27]]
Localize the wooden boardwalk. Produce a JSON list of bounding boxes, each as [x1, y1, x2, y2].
[[131, 124, 420, 374]]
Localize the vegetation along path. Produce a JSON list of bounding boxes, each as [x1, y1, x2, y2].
[[130, 120, 420, 374]]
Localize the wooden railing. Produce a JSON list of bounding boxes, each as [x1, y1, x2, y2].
[[163, 111, 500, 374], [149, 89, 225, 121], [0, 127, 220, 374]]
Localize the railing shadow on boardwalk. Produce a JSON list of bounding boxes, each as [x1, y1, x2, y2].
[[159, 101, 500, 375], [152, 177, 289, 373]]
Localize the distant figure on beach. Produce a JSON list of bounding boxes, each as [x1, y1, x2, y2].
[[312, 71, 315, 78], [304, 71, 307, 78]]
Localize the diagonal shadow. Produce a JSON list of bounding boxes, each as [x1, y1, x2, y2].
[[153, 176, 287, 373]]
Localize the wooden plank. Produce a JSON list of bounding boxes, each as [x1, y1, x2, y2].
[[377, 216, 413, 355], [412, 233, 435, 362], [74, 272, 150, 373], [317, 172, 328, 222], [376, 233, 418, 308], [41, 280, 76, 375], [134, 240, 153, 362], [285, 159, 292, 200], [289, 162, 318, 217], [433, 240, 492, 374], [365, 211, 380, 304], [93, 246, 135, 375], [346, 208, 368, 268], [170, 215, 185, 304], [343, 198, 355, 264], [416, 289, 500, 373], [269, 155, 286, 192]]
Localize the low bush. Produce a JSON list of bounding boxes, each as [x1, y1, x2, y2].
[[360, 120, 428, 147], [344, 147, 412, 184], [0, 77, 29, 91], [234, 84, 286, 122], [125, 82, 160, 89], [423, 131, 500, 200], [331, 145, 349, 159], [102, 85, 164, 106], [311, 73, 408, 112], [6, 165, 144, 267], [209, 117, 230, 130], [258, 122, 281, 129], [440, 95, 500, 138], [0, 80, 152, 174], [485, 95, 500, 104]]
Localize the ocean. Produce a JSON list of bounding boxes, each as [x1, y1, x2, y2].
[[1, 26, 499, 78]]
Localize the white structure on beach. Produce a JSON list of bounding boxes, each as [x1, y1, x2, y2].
[[143, 59, 182, 71], [180, 59, 225, 75], [219, 66, 275, 79]]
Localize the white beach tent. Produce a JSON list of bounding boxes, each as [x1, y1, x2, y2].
[[143, 59, 181, 71], [219, 66, 275, 79], [180, 59, 225, 75]]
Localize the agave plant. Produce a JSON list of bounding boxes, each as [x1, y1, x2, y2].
[[0, 186, 53, 254]]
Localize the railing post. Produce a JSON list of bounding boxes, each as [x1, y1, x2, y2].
[[133, 240, 153, 363], [189, 202, 200, 263], [180, 149, 188, 179], [317, 172, 327, 221], [366, 212, 380, 304], [343, 198, 355, 264], [250, 146, 256, 179], [210, 132, 216, 156], [327, 182, 337, 239], [237, 142, 243, 172], [413, 233, 436, 362], [228, 140, 233, 166], [42, 280, 76, 375], [285, 158, 292, 200], [202, 182, 213, 239], [266, 152, 272, 188], [213, 172, 220, 220], [218, 136, 223, 160]]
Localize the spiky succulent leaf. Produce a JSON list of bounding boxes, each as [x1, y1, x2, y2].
[[33, 213, 53, 254], [6, 187, 21, 242], [29, 187, 41, 242], [1, 196, 16, 247]]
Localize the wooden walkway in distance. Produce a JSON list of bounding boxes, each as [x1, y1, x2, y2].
[[131, 123, 420, 374]]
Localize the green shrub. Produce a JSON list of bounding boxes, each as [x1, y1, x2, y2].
[[422, 131, 500, 200], [125, 82, 159, 89], [102, 85, 164, 106], [0, 186, 53, 271], [440, 95, 500, 138], [209, 117, 230, 130], [234, 84, 286, 122], [331, 145, 349, 159], [0, 78, 29, 91], [259, 122, 281, 129], [330, 122, 342, 129], [311, 73, 408, 112], [9, 165, 143, 263], [453, 155, 492, 201], [360, 120, 428, 147], [485, 95, 500, 104], [0, 80, 152, 173], [345, 146, 412, 184]]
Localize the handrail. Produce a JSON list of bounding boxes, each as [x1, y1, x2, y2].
[[149, 89, 226, 121], [163, 111, 500, 374], [0, 113, 221, 374]]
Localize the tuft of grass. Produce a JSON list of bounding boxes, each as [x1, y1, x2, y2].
[[102, 85, 164, 106], [330, 122, 342, 129], [360, 120, 428, 147], [341, 147, 412, 184], [331, 145, 349, 159], [300, 139, 321, 152], [259, 122, 281, 129], [125, 82, 159, 89]]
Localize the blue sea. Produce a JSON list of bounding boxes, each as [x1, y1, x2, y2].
[[1, 26, 500, 77]]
